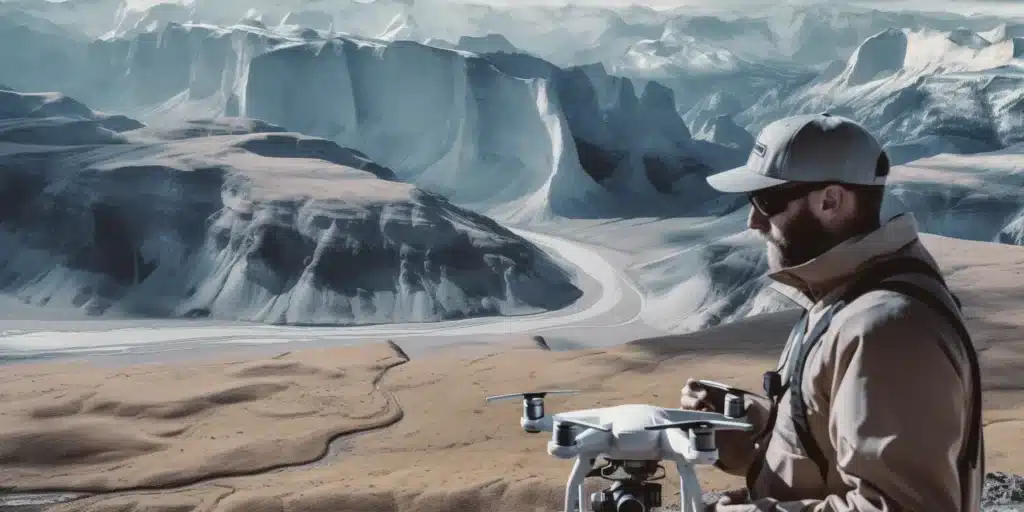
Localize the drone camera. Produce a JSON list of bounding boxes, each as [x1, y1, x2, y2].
[[590, 480, 661, 512]]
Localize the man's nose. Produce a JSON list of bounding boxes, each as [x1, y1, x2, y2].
[[748, 203, 769, 232]]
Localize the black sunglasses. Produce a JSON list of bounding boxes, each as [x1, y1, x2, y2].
[[747, 182, 835, 217]]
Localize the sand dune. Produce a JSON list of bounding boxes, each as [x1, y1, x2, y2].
[[0, 342, 407, 491], [0, 233, 1021, 511]]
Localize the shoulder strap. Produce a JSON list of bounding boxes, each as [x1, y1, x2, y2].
[[744, 311, 808, 492], [787, 257, 981, 506], [788, 306, 839, 484]]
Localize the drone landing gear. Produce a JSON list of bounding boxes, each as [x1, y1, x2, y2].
[[583, 460, 663, 512]]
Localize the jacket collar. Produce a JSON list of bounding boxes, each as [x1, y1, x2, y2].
[[766, 213, 931, 308]]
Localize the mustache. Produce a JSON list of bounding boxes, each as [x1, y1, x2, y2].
[[756, 231, 783, 247]]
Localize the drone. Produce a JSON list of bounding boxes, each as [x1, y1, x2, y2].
[[485, 380, 757, 512]]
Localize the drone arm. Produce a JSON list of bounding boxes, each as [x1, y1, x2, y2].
[[524, 414, 555, 433], [563, 455, 595, 512], [664, 428, 695, 461], [713, 402, 769, 477], [573, 427, 612, 452], [672, 455, 705, 512]]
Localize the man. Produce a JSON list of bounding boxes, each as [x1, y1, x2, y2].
[[681, 113, 984, 511]]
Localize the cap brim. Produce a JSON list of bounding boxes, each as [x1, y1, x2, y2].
[[705, 165, 789, 193]]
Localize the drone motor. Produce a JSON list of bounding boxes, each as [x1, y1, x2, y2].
[[555, 422, 575, 447], [724, 394, 744, 418], [690, 424, 716, 453], [525, 396, 544, 420]]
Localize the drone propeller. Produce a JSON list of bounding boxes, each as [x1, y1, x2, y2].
[[696, 379, 766, 400], [644, 418, 753, 431], [556, 418, 611, 432], [485, 390, 579, 402]]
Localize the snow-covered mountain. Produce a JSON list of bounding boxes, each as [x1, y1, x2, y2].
[[882, 144, 1024, 244], [105, 1, 194, 38], [738, 26, 1024, 164], [630, 141, 1024, 333], [0, 87, 582, 324], [7, 0, 1024, 336], [0, 19, 745, 223]]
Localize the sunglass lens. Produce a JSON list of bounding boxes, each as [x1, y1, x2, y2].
[[749, 194, 775, 216]]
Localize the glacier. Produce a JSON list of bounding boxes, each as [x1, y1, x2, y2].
[[0, 17, 744, 223], [630, 140, 1024, 333], [738, 26, 1024, 164], [5, 0, 1024, 339], [0, 86, 582, 325]]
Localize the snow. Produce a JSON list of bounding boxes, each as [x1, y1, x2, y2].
[[455, 34, 518, 54], [882, 143, 1024, 244], [0, 18, 741, 222], [837, 28, 1019, 87], [240, 37, 611, 222], [0, 88, 583, 325], [105, 1, 193, 38], [628, 223, 790, 333], [236, 33, 739, 219], [3, 0, 1024, 346], [737, 26, 1024, 165], [693, 115, 754, 153], [627, 141, 1024, 333]]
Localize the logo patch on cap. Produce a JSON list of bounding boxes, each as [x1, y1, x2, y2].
[[753, 141, 766, 157]]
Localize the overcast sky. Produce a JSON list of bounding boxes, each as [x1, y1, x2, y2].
[[463, 0, 1024, 18]]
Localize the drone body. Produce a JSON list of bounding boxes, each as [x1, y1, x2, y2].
[[546, 404, 721, 461], [486, 384, 756, 512]]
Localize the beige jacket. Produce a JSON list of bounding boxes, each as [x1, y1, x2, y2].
[[716, 213, 983, 511]]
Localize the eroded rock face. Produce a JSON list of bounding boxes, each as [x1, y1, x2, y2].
[[694, 473, 1024, 512], [0, 90, 582, 325], [984, 472, 1024, 510]]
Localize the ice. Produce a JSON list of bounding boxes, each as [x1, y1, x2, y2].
[[237, 34, 740, 219], [0, 89, 582, 325], [738, 26, 1024, 164], [105, 1, 194, 38], [631, 141, 1024, 333], [692, 115, 754, 153], [882, 143, 1024, 244], [4, 0, 1024, 342], [628, 221, 791, 333], [452, 34, 518, 54], [0, 18, 742, 222]]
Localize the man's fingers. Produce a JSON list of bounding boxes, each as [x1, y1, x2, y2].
[[681, 378, 715, 411], [717, 488, 748, 507]]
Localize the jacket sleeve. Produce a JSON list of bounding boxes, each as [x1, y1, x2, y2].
[[741, 298, 970, 511]]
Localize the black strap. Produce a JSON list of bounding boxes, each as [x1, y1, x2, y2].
[[744, 311, 807, 490], [788, 307, 839, 484], [747, 256, 981, 505]]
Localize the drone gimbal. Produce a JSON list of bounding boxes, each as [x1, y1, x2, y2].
[[486, 381, 757, 512]]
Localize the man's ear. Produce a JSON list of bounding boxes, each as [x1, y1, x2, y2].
[[820, 186, 841, 211], [814, 184, 855, 226]]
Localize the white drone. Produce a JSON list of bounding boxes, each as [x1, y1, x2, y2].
[[485, 381, 757, 512]]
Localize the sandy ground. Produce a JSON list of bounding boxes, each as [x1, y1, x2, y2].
[[0, 233, 1022, 512]]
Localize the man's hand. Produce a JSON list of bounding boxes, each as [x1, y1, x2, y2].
[[704, 489, 751, 512], [680, 378, 726, 412], [681, 378, 766, 478]]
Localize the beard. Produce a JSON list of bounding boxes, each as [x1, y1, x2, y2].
[[762, 205, 839, 271]]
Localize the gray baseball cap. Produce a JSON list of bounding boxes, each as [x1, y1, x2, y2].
[[705, 113, 888, 193]]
